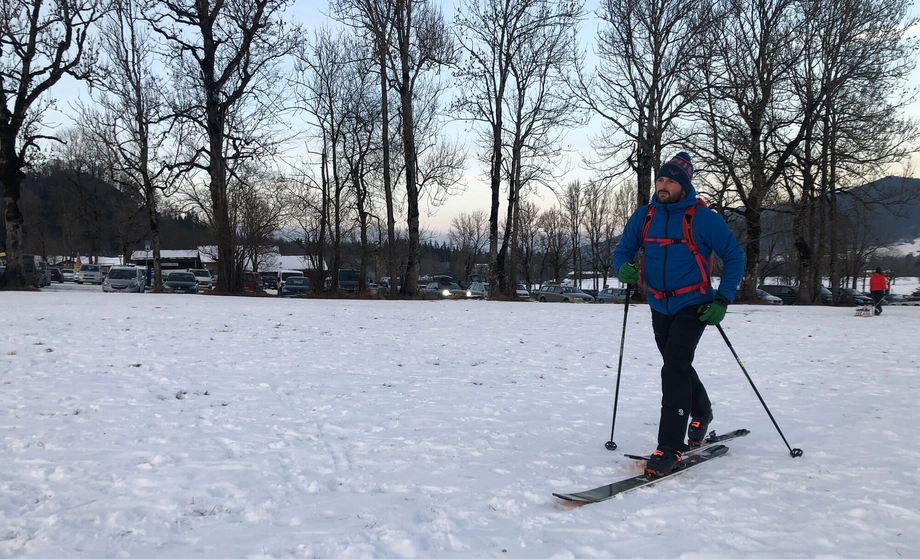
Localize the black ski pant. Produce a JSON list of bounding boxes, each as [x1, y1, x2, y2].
[[871, 290, 884, 314], [651, 305, 711, 451]]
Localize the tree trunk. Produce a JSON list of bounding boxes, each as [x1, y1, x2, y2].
[[741, 205, 762, 299], [378, 49, 398, 298], [208, 123, 235, 292], [487, 116, 502, 292], [0, 163, 27, 289], [826, 110, 840, 303], [396, 0, 420, 296]]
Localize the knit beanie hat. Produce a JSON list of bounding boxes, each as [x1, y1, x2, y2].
[[656, 151, 694, 193]]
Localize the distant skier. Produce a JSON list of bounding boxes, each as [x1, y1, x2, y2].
[[869, 267, 887, 315], [613, 152, 745, 478]]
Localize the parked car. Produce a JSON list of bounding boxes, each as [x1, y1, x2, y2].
[[902, 296, 920, 306], [262, 274, 279, 290], [163, 271, 199, 293], [242, 271, 263, 292], [103, 266, 146, 293], [535, 285, 595, 303], [61, 268, 75, 282], [756, 288, 783, 305], [378, 277, 402, 296], [757, 284, 798, 305], [596, 287, 629, 303], [49, 267, 64, 283], [37, 260, 53, 286], [76, 264, 103, 285], [515, 284, 530, 299], [188, 268, 213, 290], [279, 275, 311, 296], [423, 282, 471, 299], [21, 254, 44, 287], [337, 268, 364, 292], [467, 282, 488, 299], [881, 293, 905, 306], [838, 287, 873, 306]]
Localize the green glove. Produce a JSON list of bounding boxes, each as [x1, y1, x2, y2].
[[617, 262, 639, 285], [698, 292, 730, 325]]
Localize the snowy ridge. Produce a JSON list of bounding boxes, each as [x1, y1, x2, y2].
[[1, 287, 919, 558]]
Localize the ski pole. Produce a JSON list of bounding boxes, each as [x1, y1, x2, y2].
[[605, 284, 631, 451], [716, 324, 803, 458]]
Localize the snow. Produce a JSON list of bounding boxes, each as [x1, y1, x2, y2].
[[2, 284, 919, 558]]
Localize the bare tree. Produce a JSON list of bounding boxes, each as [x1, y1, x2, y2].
[[499, 0, 583, 295], [413, 78, 467, 212], [295, 27, 374, 294], [536, 206, 569, 284], [0, 0, 101, 289], [283, 167, 328, 291], [81, 0, 188, 291], [454, 0, 582, 293], [338, 42, 382, 294], [390, 0, 456, 295], [515, 198, 540, 288], [795, 0, 918, 302], [558, 180, 585, 286], [235, 166, 283, 275], [448, 209, 489, 280], [571, 0, 708, 209], [582, 179, 611, 291], [693, 0, 813, 300], [148, 0, 300, 292], [331, 0, 402, 297], [604, 184, 635, 286]]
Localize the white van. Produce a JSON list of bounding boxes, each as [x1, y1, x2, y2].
[[278, 270, 305, 289]]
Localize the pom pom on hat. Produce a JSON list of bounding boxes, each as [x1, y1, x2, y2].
[[656, 151, 694, 193]]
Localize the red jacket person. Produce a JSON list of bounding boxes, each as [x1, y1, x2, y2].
[[869, 268, 887, 315]]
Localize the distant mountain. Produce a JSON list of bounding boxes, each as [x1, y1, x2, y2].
[[837, 176, 920, 243]]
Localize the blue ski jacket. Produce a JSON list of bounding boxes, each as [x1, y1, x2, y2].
[[613, 186, 745, 316]]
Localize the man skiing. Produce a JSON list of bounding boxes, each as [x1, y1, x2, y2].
[[869, 267, 887, 315], [613, 152, 745, 478]]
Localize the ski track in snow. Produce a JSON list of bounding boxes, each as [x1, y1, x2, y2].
[[1, 285, 918, 558]]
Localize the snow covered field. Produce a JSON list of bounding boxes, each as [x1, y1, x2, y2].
[[2, 285, 919, 559]]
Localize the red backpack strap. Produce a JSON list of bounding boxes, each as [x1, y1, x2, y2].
[[682, 202, 711, 292], [638, 205, 656, 287]]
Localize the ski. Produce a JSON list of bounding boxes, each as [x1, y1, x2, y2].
[[553, 444, 730, 504], [623, 428, 750, 461]]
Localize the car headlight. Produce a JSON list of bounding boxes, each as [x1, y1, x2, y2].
[[466, 290, 472, 297], [441, 289, 450, 297]]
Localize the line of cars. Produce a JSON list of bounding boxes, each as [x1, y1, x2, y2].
[[879, 293, 920, 306], [419, 278, 530, 300], [756, 284, 915, 306], [529, 285, 631, 303]]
